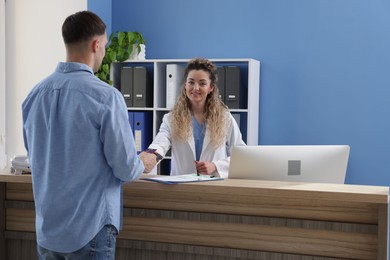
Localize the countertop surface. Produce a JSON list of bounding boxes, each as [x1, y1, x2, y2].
[[1, 171, 388, 204]]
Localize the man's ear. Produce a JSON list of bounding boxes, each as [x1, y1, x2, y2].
[[92, 39, 99, 53]]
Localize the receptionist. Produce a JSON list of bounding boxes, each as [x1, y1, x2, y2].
[[140, 58, 246, 178]]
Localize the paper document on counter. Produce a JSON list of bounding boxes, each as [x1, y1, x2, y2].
[[141, 173, 224, 184]]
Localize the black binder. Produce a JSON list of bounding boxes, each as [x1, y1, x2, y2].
[[216, 66, 225, 102], [133, 66, 153, 107], [120, 67, 133, 107], [225, 66, 241, 109], [111, 62, 123, 91]]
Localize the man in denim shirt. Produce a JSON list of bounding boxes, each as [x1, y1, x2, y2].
[[22, 11, 144, 259]]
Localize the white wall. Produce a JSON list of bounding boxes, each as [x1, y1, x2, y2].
[[4, 0, 87, 168], [0, 0, 6, 169]]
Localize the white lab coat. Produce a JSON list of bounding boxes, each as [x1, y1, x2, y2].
[[148, 112, 246, 178]]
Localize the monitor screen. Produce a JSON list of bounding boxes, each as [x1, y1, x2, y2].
[[228, 145, 350, 184]]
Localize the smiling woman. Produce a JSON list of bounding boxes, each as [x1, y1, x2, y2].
[[139, 58, 247, 178], [185, 70, 213, 106]]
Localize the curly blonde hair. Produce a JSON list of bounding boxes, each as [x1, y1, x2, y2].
[[170, 58, 228, 148]]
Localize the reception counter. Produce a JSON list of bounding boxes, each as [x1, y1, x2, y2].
[[0, 172, 389, 260]]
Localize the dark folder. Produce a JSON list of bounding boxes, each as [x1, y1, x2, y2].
[[111, 62, 123, 91], [133, 67, 153, 107], [121, 67, 133, 107], [225, 66, 241, 109], [216, 66, 225, 102]]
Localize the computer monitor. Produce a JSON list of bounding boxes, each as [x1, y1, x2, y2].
[[228, 145, 350, 184]]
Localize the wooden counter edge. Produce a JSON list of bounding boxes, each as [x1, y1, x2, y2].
[[1, 172, 388, 204], [0, 172, 32, 183]]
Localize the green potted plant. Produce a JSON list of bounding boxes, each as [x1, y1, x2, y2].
[[95, 31, 146, 85]]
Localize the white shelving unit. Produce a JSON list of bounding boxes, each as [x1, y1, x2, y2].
[[113, 58, 260, 145]]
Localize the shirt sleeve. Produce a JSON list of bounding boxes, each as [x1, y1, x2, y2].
[[99, 90, 144, 182], [148, 113, 172, 157]]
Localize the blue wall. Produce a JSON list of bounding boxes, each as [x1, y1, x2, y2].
[[89, 0, 390, 187], [88, 0, 112, 36]]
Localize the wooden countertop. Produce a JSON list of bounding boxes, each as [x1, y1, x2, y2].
[[1, 171, 389, 259], [0, 170, 32, 183], [1, 171, 388, 204]]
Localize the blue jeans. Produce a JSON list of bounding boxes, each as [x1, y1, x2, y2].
[[37, 225, 117, 260]]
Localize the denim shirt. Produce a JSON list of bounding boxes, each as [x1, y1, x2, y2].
[[22, 62, 144, 252]]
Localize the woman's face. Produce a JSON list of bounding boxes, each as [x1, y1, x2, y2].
[[185, 69, 214, 107]]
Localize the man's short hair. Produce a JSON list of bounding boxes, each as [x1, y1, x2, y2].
[[62, 11, 106, 44]]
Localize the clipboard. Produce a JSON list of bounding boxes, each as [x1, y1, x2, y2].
[[141, 173, 224, 184]]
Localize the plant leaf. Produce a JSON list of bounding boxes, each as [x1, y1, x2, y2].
[[118, 32, 126, 47], [102, 64, 109, 74], [127, 32, 135, 44], [108, 51, 116, 63]]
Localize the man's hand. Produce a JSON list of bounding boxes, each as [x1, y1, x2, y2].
[[139, 151, 158, 173]]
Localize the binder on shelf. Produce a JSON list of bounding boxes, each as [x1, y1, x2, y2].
[[231, 113, 241, 128], [111, 63, 123, 91], [225, 66, 242, 109], [128, 111, 134, 136], [166, 64, 185, 109], [121, 67, 133, 107], [113, 59, 257, 158], [216, 66, 225, 101], [231, 112, 247, 143], [133, 112, 153, 154], [133, 66, 153, 107]]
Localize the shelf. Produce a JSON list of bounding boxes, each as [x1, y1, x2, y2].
[[112, 58, 260, 174]]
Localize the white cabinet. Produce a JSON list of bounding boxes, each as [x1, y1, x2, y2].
[[112, 58, 260, 173]]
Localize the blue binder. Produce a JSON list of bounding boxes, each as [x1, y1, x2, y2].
[[128, 111, 134, 137], [133, 112, 153, 154]]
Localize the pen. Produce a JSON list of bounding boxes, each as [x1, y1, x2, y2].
[[195, 160, 200, 176]]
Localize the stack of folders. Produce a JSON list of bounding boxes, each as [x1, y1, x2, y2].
[[128, 111, 153, 154], [120, 66, 153, 107], [218, 66, 247, 142]]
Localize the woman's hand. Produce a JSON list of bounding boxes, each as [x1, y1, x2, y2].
[[194, 160, 216, 175]]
